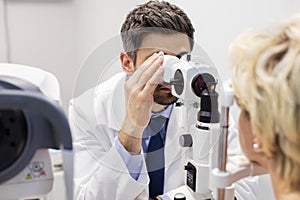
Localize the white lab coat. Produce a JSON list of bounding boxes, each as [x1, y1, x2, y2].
[[69, 72, 258, 200]]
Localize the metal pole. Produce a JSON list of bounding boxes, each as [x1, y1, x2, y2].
[[217, 106, 230, 200]]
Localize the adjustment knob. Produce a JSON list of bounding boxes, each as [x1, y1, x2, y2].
[[179, 134, 193, 147]]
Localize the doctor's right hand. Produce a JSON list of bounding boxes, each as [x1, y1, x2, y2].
[[119, 52, 164, 154]]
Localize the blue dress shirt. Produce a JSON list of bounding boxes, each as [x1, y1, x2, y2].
[[115, 104, 173, 180]]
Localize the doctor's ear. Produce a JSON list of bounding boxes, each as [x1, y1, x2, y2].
[[120, 52, 134, 75]]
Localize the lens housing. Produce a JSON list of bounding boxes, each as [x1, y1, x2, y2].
[[191, 73, 215, 97]]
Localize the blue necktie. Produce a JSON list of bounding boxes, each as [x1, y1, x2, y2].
[[145, 118, 168, 199]]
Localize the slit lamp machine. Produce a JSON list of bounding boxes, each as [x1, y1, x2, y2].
[[162, 55, 267, 200]]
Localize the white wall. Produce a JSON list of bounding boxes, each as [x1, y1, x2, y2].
[[1, 0, 76, 112], [0, 0, 7, 62], [2, 0, 300, 111]]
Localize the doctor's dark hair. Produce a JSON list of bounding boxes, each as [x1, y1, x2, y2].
[[120, 0, 195, 63]]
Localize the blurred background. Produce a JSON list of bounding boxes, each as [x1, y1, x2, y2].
[[1, 0, 299, 111], [1, 1, 299, 198]]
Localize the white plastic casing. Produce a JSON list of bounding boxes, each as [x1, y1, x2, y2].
[[0, 150, 53, 200], [162, 55, 218, 103]]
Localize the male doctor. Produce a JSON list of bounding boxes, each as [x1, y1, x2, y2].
[[69, 1, 257, 199]]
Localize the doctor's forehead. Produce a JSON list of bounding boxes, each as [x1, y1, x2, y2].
[[136, 48, 188, 60], [136, 33, 191, 60], [139, 33, 190, 52]]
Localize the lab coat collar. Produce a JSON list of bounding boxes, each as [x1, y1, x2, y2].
[[108, 72, 127, 131], [151, 104, 173, 119], [164, 105, 184, 171]]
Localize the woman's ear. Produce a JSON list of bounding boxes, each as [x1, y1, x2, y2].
[[252, 135, 270, 168], [120, 52, 134, 75]]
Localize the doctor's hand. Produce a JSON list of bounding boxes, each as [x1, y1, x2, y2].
[[119, 52, 164, 154]]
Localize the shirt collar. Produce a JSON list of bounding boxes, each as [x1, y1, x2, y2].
[[151, 104, 173, 119]]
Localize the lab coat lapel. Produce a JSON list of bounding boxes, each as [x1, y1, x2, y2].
[[108, 73, 126, 131], [164, 105, 184, 173]]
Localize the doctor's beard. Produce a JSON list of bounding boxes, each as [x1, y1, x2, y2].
[[153, 84, 178, 105]]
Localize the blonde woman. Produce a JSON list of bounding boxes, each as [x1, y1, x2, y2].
[[230, 14, 300, 199]]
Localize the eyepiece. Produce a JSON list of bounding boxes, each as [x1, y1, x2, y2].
[[191, 73, 216, 97]]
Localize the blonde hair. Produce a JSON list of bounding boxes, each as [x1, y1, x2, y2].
[[230, 14, 300, 190]]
